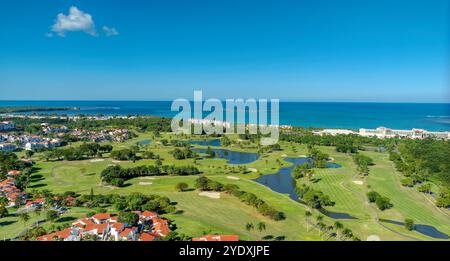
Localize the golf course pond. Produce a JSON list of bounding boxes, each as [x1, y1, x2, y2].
[[189, 139, 221, 147], [253, 157, 357, 220], [192, 148, 259, 164], [380, 219, 449, 239]]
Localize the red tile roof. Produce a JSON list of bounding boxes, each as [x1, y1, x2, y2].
[[139, 232, 156, 241], [7, 170, 21, 175], [119, 228, 135, 238], [92, 213, 111, 220], [82, 223, 108, 234], [152, 219, 170, 237], [142, 211, 157, 217], [72, 218, 95, 228], [37, 228, 73, 241], [111, 222, 124, 231], [192, 234, 239, 241]]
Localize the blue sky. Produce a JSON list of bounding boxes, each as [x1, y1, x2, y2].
[[0, 0, 449, 102]]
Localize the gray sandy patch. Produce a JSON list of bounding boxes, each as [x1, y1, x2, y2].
[[366, 235, 380, 241], [199, 191, 221, 199], [90, 159, 105, 162]]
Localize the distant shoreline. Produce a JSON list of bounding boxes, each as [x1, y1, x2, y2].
[[0, 100, 449, 104], [0, 106, 79, 114], [0, 101, 448, 132]]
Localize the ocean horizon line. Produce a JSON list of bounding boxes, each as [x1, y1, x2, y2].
[[0, 99, 449, 104]]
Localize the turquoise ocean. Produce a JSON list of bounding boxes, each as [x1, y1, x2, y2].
[[0, 101, 449, 131]]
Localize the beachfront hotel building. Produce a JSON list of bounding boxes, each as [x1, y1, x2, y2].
[[313, 129, 356, 136], [359, 127, 449, 139]]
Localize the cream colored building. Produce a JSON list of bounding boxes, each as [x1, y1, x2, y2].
[[359, 127, 449, 139]]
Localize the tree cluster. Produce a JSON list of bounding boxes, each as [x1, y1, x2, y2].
[[194, 176, 285, 220]]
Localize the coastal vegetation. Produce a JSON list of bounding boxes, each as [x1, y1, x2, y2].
[[389, 139, 450, 208], [0, 106, 75, 114]]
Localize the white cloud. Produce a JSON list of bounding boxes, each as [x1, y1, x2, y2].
[[102, 26, 119, 36], [51, 6, 96, 37]]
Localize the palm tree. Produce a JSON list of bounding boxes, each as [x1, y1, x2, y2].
[[19, 212, 30, 227], [307, 168, 315, 181], [0, 196, 8, 207], [305, 211, 312, 232], [317, 222, 326, 238], [315, 214, 324, 224], [257, 222, 266, 239], [343, 228, 353, 240], [245, 222, 254, 232], [34, 207, 42, 217], [334, 221, 344, 241], [33, 208, 42, 226]]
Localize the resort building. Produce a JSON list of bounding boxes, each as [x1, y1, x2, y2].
[[41, 123, 69, 134], [24, 139, 62, 150], [37, 212, 171, 241], [0, 143, 17, 152], [0, 121, 15, 131], [313, 129, 356, 136], [359, 127, 450, 139]]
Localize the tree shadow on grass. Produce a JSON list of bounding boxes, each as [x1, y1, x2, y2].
[[28, 183, 47, 188], [29, 174, 45, 182], [56, 216, 77, 223], [0, 220, 17, 226], [30, 167, 42, 173]]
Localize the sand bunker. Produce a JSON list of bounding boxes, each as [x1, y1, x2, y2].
[[139, 182, 153, 185], [298, 155, 308, 157], [90, 159, 105, 162], [247, 168, 257, 172], [138, 177, 155, 180], [353, 180, 364, 185], [112, 160, 122, 163], [367, 235, 380, 241], [227, 176, 240, 180], [281, 154, 287, 157], [199, 191, 221, 199]]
